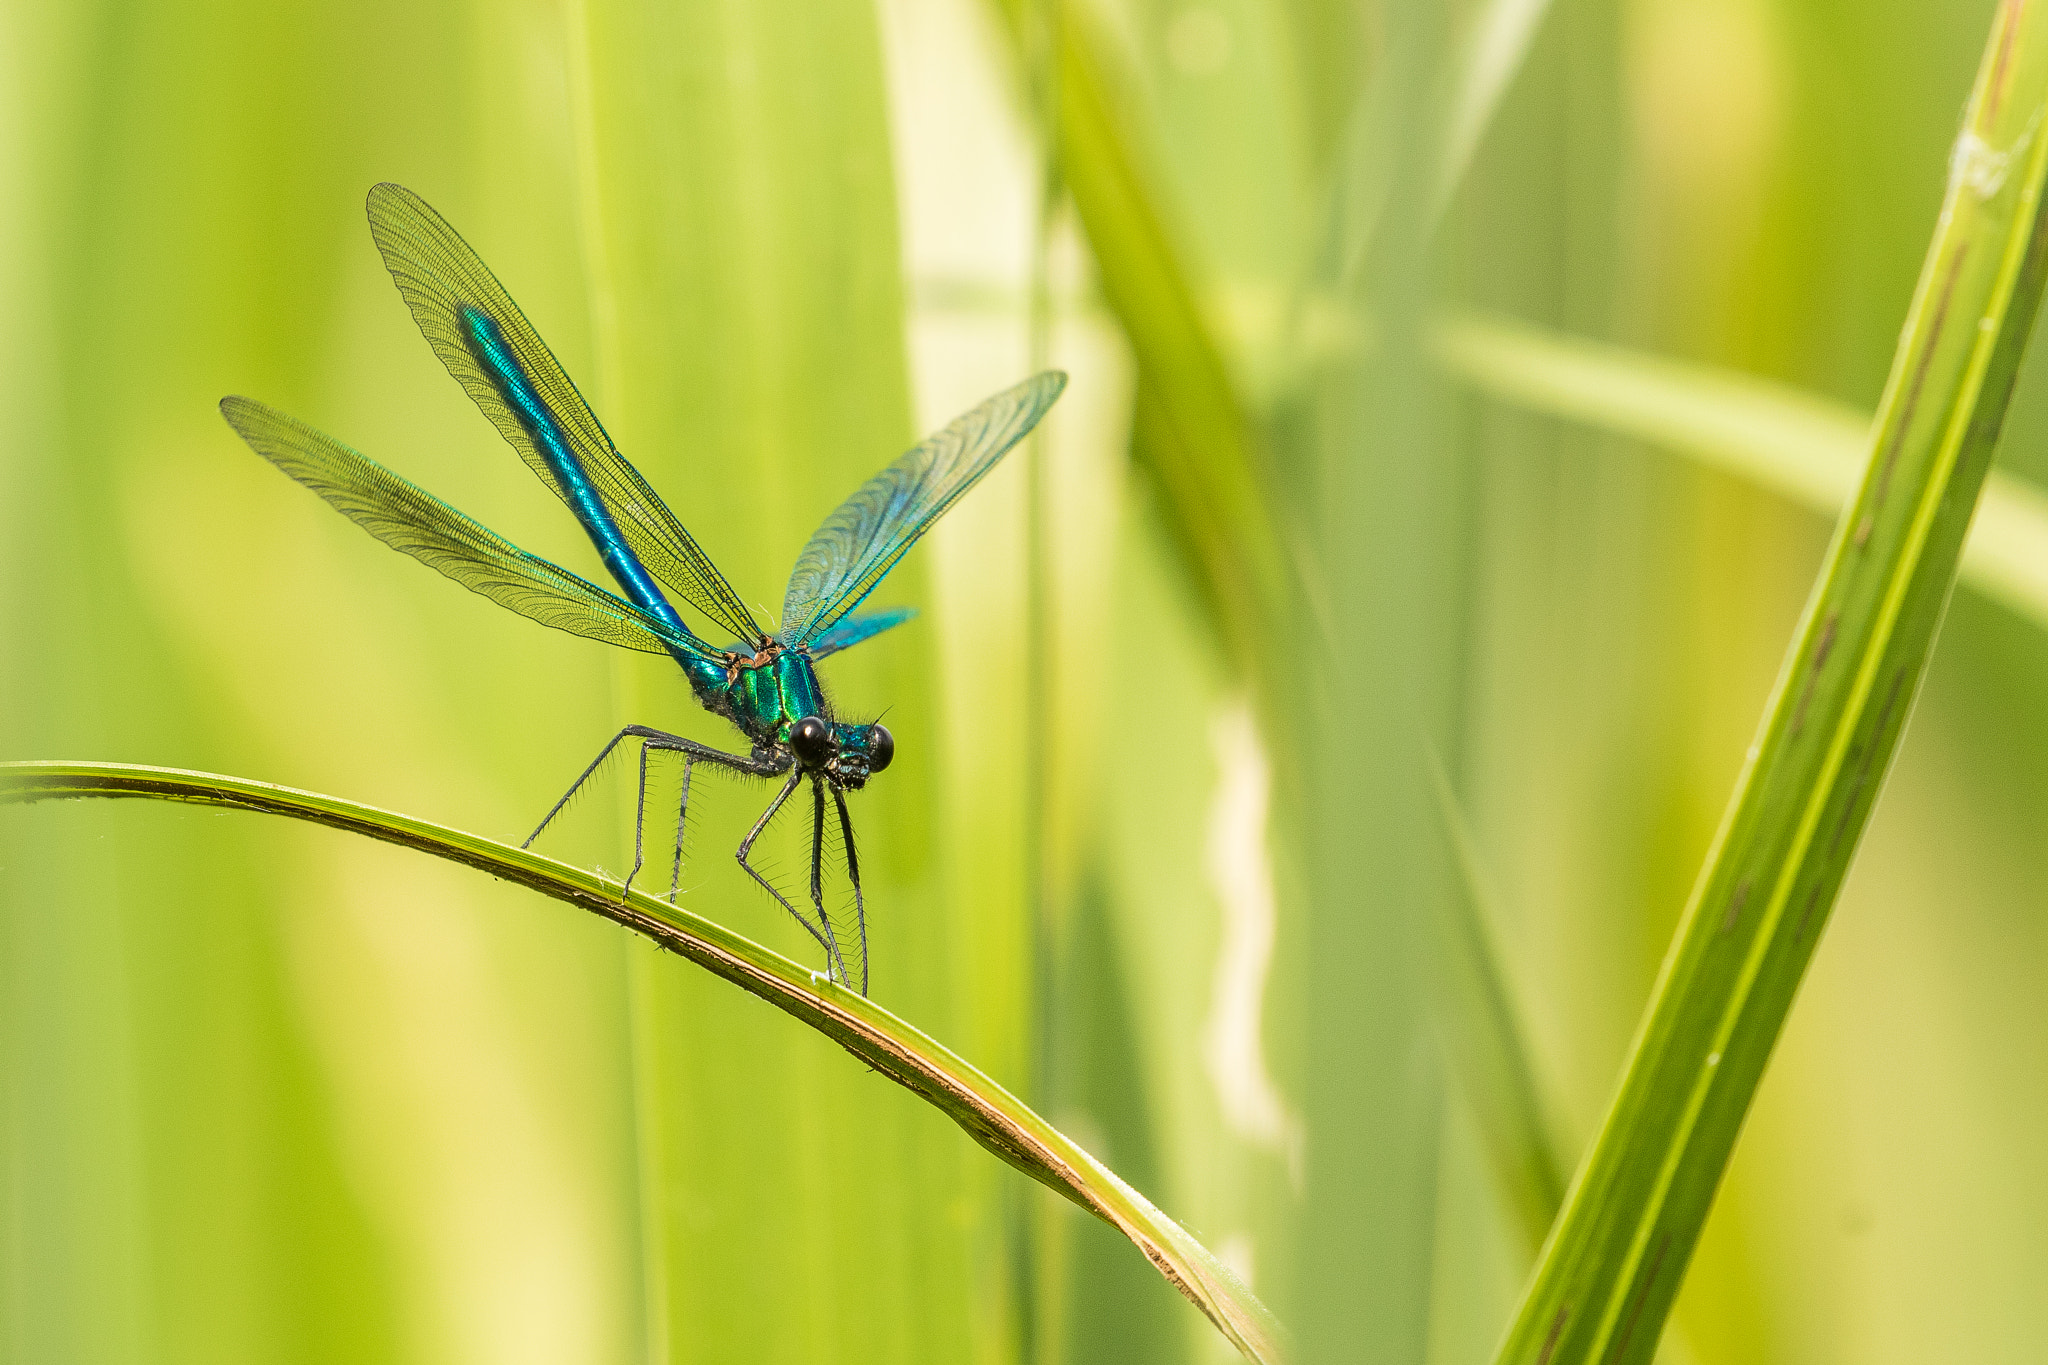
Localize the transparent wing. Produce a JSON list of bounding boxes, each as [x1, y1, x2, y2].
[[805, 606, 916, 660], [364, 182, 766, 644], [780, 372, 1066, 647], [221, 397, 716, 662]]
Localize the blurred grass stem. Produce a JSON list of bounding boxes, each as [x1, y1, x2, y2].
[[1493, 6, 2048, 1360], [1437, 308, 2048, 640]]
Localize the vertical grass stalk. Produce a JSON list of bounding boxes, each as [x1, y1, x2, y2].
[[1494, 5, 2048, 1360]]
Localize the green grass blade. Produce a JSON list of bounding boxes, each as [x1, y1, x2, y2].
[[0, 760, 1285, 1365], [1491, 6, 2048, 1361], [1436, 0, 1557, 221], [1296, 8, 1461, 1359], [1327, 0, 1555, 287], [1436, 309, 2048, 636], [1428, 757, 1566, 1257], [1002, 0, 1576, 1306], [985, 0, 1290, 678]]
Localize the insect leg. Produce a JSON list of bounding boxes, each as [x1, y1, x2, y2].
[[528, 724, 771, 852], [666, 755, 694, 905], [619, 738, 656, 898], [626, 735, 773, 902], [736, 769, 846, 983], [525, 727, 640, 849], [807, 777, 847, 987], [832, 785, 868, 997]]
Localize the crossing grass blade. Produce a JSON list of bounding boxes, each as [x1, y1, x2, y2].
[[0, 759, 1285, 1365], [982, 0, 1290, 684], [1436, 0, 1559, 221], [1334, 0, 1561, 268], [1491, 5, 2048, 1361], [1436, 309, 2048, 637]]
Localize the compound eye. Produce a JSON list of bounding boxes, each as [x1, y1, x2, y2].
[[790, 716, 832, 767], [868, 724, 895, 774]]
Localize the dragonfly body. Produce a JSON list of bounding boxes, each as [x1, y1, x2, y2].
[[471, 300, 885, 775], [223, 183, 1062, 995], [464, 306, 707, 668], [470, 299, 865, 764]]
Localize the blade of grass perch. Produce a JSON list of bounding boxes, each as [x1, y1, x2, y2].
[[983, 0, 1292, 682], [0, 761, 1286, 1365], [1491, 6, 2048, 1363], [1436, 308, 2048, 639]]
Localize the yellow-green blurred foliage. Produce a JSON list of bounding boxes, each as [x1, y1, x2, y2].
[[4, 0, 2044, 1362]]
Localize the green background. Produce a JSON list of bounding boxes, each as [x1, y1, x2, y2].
[[4, 0, 2042, 1362]]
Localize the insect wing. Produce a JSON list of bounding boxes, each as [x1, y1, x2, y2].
[[364, 183, 765, 645], [805, 606, 917, 659], [780, 372, 1066, 647], [221, 397, 716, 663]]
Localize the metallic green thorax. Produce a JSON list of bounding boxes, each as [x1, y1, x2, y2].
[[688, 645, 875, 762], [702, 646, 824, 747]]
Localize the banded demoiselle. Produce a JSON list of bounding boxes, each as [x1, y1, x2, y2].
[[222, 183, 1064, 996]]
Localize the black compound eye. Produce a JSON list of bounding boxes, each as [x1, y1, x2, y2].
[[790, 716, 832, 766], [867, 724, 894, 774]]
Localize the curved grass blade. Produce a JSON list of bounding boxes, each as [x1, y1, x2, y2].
[[1491, 7, 2048, 1361], [0, 760, 1286, 1365], [1435, 309, 2048, 637]]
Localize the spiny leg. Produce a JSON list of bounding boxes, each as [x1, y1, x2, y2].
[[525, 726, 642, 849], [736, 770, 848, 983], [807, 777, 848, 988], [668, 757, 697, 902], [620, 738, 656, 898], [832, 785, 869, 997], [526, 723, 748, 850], [630, 736, 776, 899], [530, 725, 776, 904]]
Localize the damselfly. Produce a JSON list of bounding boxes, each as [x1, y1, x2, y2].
[[222, 183, 1064, 995]]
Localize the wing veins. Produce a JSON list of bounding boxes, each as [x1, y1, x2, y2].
[[221, 397, 715, 663], [781, 372, 1066, 647], [365, 183, 765, 644]]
